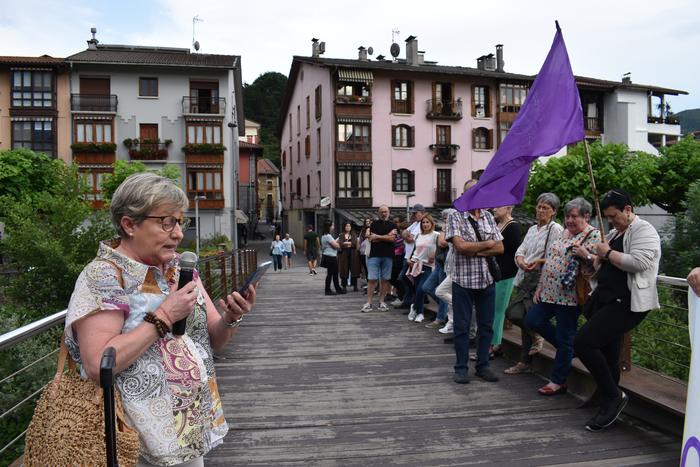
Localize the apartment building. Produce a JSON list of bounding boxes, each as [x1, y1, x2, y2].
[[66, 32, 245, 239], [257, 158, 281, 225], [0, 55, 72, 163], [278, 36, 686, 239], [238, 119, 263, 231]]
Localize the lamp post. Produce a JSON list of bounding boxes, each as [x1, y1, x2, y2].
[[404, 192, 415, 220], [194, 195, 206, 257]]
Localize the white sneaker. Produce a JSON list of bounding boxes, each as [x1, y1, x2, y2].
[[439, 322, 454, 334], [378, 302, 389, 312], [407, 305, 417, 321], [390, 298, 402, 307], [361, 303, 373, 313], [414, 313, 425, 323]]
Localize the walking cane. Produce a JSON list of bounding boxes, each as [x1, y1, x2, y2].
[[100, 347, 118, 467]]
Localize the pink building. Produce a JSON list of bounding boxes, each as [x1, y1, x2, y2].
[[278, 36, 685, 239]]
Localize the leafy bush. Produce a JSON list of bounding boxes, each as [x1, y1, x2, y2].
[[182, 143, 226, 154], [651, 135, 700, 213], [661, 180, 700, 278], [70, 142, 117, 153], [0, 149, 63, 200], [100, 160, 180, 202]]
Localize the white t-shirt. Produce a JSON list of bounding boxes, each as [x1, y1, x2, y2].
[[282, 238, 295, 253], [403, 221, 422, 259], [411, 231, 440, 269]]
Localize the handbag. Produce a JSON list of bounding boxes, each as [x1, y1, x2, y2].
[[467, 216, 502, 282], [561, 228, 597, 306], [24, 340, 140, 467]]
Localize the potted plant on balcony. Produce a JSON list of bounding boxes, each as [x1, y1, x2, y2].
[[182, 143, 226, 155]]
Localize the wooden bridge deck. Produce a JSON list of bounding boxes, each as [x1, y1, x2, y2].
[[206, 266, 680, 466]]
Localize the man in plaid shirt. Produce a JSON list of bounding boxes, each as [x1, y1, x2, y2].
[[446, 180, 504, 384]]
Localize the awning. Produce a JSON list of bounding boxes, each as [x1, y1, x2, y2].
[[235, 209, 249, 224], [336, 116, 372, 124], [338, 69, 373, 84]]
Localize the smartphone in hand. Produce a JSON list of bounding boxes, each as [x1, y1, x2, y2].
[[237, 261, 272, 297]]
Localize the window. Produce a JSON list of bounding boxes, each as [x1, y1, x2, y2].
[[283, 182, 286, 202], [289, 114, 292, 141], [139, 78, 158, 97], [473, 127, 493, 150], [306, 96, 310, 128], [306, 174, 310, 197], [75, 120, 113, 143], [392, 169, 415, 192], [391, 80, 413, 113], [187, 168, 223, 200], [282, 150, 286, 168], [189, 81, 220, 113], [290, 181, 294, 201], [472, 85, 490, 118], [297, 105, 301, 135], [315, 85, 322, 120], [499, 122, 512, 145], [296, 178, 302, 198], [337, 123, 370, 152], [297, 141, 301, 163], [11, 70, 53, 108], [186, 123, 222, 144], [337, 165, 371, 198], [316, 127, 322, 162], [317, 170, 322, 196], [12, 121, 54, 155], [392, 124, 414, 147], [305, 135, 311, 157], [499, 83, 528, 113], [436, 125, 451, 145], [80, 169, 109, 201], [336, 82, 370, 103]]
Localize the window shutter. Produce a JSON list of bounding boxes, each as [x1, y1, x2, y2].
[[471, 84, 476, 117], [409, 171, 415, 192], [488, 129, 494, 149], [408, 81, 415, 114], [390, 80, 397, 113], [392, 170, 397, 191], [391, 125, 397, 146], [409, 126, 415, 147], [485, 87, 491, 117], [472, 129, 476, 150]]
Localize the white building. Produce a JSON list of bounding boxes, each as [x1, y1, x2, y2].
[[66, 33, 244, 241]]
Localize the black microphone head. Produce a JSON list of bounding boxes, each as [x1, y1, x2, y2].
[[179, 251, 198, 270]]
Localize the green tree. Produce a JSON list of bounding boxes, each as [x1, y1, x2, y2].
[[101, 160, 180, 202], [243, 71, 287, 165], [0, 148, 64, 200], [661, 180, 700, 277], [524, 142, 658, 213], [650, 135, 700, 213]]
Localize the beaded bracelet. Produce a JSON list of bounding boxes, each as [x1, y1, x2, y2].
[[144, 312, 171, 338]]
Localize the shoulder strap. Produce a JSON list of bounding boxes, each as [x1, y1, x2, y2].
[[467, 216, 484, 242], [580, 227, 598, 244], [499, 219, 516, 233]]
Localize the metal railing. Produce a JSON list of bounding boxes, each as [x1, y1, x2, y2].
[[70, 93, 118, 112], [429, 143, 460, 163], [128, 142, 170, 161], [0, 248, 257, 462], [426, 98, 463, 119], [182, 96, 226, 115], [585, 117, 603, 132]]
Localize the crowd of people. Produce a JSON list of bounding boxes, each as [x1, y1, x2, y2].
[[302, 182, 662, 433]]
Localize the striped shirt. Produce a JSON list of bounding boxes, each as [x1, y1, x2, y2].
[[446, 210, 503, 290]]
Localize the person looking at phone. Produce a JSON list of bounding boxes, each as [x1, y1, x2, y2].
[[64, 173, 256, 466]]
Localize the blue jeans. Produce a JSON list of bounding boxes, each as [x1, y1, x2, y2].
[[421, 263, 448, 321], [272, 254, 283, 271], [412, 265, 433, 314], [525, 302, 580, 385], [452, 282, 495, 375]]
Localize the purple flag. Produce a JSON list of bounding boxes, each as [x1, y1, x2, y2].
[[454, 23, 584, 211]]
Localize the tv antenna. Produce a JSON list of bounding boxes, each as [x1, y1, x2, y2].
[[392, 28, 400, 44], [192, 15, 203, 51], [390, 28, 401, 60]]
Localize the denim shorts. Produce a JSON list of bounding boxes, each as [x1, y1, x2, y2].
[[283, 251, 292, 258], [367, 256, 393, 281]]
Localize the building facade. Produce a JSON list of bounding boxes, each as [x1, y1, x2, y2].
[[66, 34, 245, 240], [238, 119, 263, 233], [0, 55, 72, 163], [278, 37, 686, 238], [256, 158, 281, 226]]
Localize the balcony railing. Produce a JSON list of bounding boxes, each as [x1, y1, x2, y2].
[[429, 143, 460, 164], [70, 94, 118, 112], [182, 96, 226, 115], [426, 99, 463, 119], [647, 115, 680, 125], [336, 141, 371, 152], [434, 188, 457, 206], [128, 143, 170, 161], [336, 95, 371, 104], [585, 117, 603, 132]]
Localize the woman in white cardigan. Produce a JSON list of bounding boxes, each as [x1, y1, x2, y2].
[[572, 189, 661, 432]]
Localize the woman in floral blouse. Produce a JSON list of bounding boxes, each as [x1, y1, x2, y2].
[[65, 173, 256, 466], [525, 197, 601, 396]]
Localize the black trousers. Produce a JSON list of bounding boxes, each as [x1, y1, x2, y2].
[[323, 255, 341, 292], [574, 293, 647, 403]]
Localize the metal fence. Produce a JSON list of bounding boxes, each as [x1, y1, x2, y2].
[[0, 248, 257, 463]]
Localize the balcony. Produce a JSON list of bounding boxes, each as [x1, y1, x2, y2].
[[585, 117, 603, 133], [336, 95, 371, 104], [434, 188, 457, 207], [183, 143, 226, 164], [426, 99, 463, 120], [71, 94, 118, 112], [71, 142, 117, 165], [648, 115, 680, 125], [429, 144, 460, 164], [127, 142, 170, 161], [182, 96, 226, 115]]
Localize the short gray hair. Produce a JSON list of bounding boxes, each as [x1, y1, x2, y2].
[[111, 172, 188, 237], [564, 197, 593, 218], [536, 192, 560, 211]]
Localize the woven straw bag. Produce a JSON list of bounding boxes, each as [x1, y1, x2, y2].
[[24, 340, 140, 466]]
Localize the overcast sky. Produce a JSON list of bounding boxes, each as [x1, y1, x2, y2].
[[2, 0, 698, 111]]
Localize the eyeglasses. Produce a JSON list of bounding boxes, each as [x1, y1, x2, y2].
[[145, 216, 191, 232]]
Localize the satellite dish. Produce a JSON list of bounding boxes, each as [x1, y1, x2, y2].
[[390, 42, 400, 58], [320, 197, 331, 207], [193, 41, 200, 51], [367, 46, 374, 56]]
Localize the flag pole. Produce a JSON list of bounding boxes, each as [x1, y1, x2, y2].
[[583, 139, 606, 235]]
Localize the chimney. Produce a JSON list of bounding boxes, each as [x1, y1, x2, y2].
[[622, 72, 632, 84], [358, 46, 368, 61], [496, 44, 504, 72], [312, 38, 320, 57], [476, 55, 485, 70], [405, 35, 418, 65], [87, 27, 99, 50], [484, 53, 496, 71]]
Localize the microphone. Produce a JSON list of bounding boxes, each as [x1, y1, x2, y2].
[[172, 251, 198, 336]]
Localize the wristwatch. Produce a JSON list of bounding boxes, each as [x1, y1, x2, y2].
[[604, 250, 613, 261], [224, 314, 244, 328], [586, 254, 592, 261]]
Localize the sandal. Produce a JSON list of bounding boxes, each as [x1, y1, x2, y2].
[[529, 336, 544, 356], [538, 383, 568, 396], [469, 351, 495, 361], [504, 363, 531, 375]]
